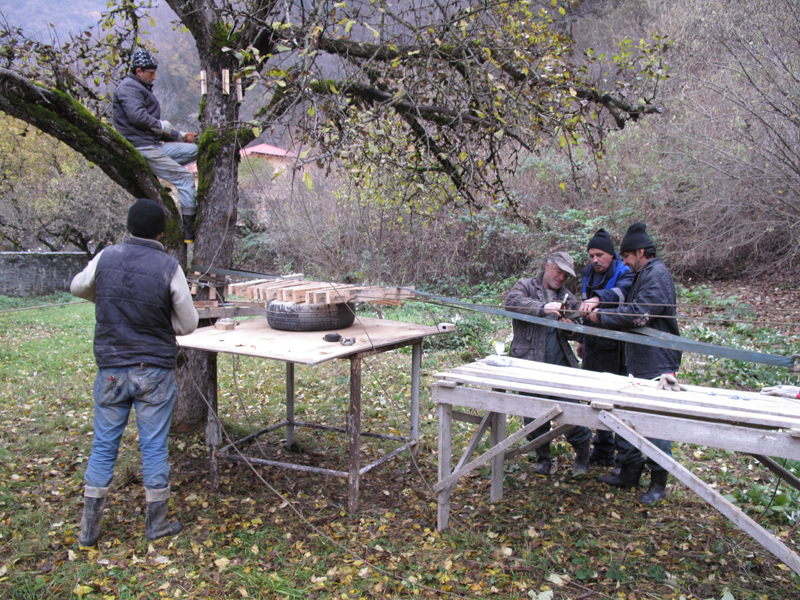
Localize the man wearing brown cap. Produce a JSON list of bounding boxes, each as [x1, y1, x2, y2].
[[583, 222, 682, 504], [505, 251, 592, 477]]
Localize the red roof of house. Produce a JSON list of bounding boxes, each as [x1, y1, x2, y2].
[[185, 143, 297, 173]]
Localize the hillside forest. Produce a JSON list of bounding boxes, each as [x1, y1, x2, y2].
[[0, 0, 797, 291]]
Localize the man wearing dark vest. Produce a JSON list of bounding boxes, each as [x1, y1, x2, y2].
[[71, 198, 199, 547], [584, 222, 682, 505], [575, 229, 634, 468]]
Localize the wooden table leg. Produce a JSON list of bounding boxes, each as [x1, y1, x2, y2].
[[410, 342, 422, 469], [348, 354, 362, 513], [206, 396, 222, 490], [489, 411, 506, 503], [286, 362, 295, 449], [437, 402, 453, 531]]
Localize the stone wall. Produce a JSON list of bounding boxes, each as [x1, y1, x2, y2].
[[0, 252, 89, 297]]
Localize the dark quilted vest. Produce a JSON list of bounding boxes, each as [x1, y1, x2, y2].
[[93, 238, 179, 368]]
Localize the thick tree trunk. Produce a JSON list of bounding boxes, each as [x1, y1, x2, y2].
[[171, 27, 254, 429]]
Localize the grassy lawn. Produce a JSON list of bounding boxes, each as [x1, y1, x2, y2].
[[0, 290, 799, 600]]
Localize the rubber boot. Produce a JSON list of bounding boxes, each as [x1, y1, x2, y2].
[[588, 448, 615, 467], [182, 214, 195, 243], [78, 496, 106, 548], [532, 445, 551, 477], [146, 501, 183, 541], [598, 459, 645, 489], [571, 441, 591, 477], [641, 470, 669, 505]]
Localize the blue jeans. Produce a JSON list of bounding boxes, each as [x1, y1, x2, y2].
[[83, 365, 177, 490], [137, 143, 198, 215]]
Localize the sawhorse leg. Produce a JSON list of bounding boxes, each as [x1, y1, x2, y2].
[[600, 410, 800, 576]]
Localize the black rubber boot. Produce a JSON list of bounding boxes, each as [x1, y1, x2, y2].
[[146, 501, 183, 541], [641, 470, 669, 505], [78, 496, 106, 548], [598, 459, 645, 489], [588, 448, 615, 467], [572, 441, 591, 477], [181, 214, 195, 243], [533, 445, 552, 477]]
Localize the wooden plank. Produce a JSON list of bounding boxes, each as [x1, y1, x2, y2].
[[318, 286, 359, 305], [283, 283, 332, 303], [434, 371, 800, 430], [750, 455, 800, 494], [438, 363, 800, 424], [352, 287, 416, 304], [483, 358, 784, 415], [440, 411, 493, 497], [227, 279, 271, 296], [431, 385, 800, 461], [434, 406, 562, 493], [194, 303, 265, 319], [437, 403, 453, 531], [178, 316, 441, 365], [193, 300, 219, 308], [599, 411, 800, 576], [505, 424, 574, 460], [490, 411, 506, 502], [259, 280, 308, 302]]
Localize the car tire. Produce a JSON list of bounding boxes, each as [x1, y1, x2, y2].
[[265, 300, 356, 332]]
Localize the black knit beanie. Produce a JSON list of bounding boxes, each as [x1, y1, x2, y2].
[[127, 198, 166, 239], [619, 222, 655, 254], [587, 229, 615, 255]]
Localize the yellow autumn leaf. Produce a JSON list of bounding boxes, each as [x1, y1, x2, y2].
[[73, 585, 93, 598]]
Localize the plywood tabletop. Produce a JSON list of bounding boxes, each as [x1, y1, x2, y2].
[[177, 316, 441, 365]]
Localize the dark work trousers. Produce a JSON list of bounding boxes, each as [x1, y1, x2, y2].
[[618, 368, 674, 475], [582, 339, 627, 464]]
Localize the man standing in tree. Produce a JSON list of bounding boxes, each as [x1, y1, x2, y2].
[[71, 198, 198, 547], [112, 49, 199, 243], [583, 222, 682, 504], [505, 252, 592, 477], [576, 229, 634, 469]]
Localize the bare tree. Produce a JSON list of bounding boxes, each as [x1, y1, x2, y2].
[[0, 0, 669, 427]]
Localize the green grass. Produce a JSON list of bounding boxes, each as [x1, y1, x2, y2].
[[0, 292, 799, 599]]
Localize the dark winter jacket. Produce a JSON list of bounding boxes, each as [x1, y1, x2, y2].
[[112, 74, 163, 147], [580, 255, 633, 373], [597, 257, 682, 379], [93, 238, 180, 368], [505, 273, 579, 367]]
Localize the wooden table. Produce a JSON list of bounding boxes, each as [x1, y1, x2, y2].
[[177, 316, 446, 512], [432, 357, 800, 574]]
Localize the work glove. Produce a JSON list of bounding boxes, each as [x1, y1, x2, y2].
[[183, 132, 198, 144], [151, 119, 173, 134], [656, 373, 686, 392], [760, 385, 800, 399]]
